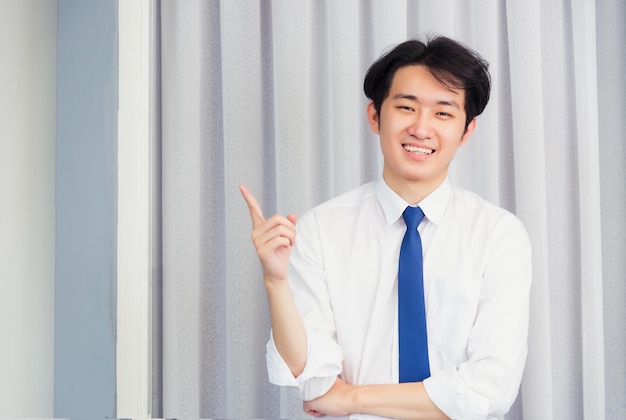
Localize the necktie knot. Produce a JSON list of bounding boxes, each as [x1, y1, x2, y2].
[[402, 206, 425, 230]]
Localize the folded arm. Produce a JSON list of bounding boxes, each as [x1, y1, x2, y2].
[[304, 377, 449, 419]]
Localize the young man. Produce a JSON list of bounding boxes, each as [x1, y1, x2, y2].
[[241, 36, 531, 419]]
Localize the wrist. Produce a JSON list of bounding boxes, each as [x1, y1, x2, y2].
[[345, 383, 360, 415], [264, 277, 291, 297], [330, 379, 360, 416], [348, 383, 363, 414]]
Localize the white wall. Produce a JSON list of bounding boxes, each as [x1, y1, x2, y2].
[[0, 0, 57, 417]]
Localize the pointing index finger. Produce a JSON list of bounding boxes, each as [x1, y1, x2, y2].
[[239, 184, 265, 227]]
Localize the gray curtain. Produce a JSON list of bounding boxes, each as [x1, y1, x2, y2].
[[153, 1, 626, 419]]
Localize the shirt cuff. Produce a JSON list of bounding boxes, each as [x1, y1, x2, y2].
[[266, 329, 344, 401], [423, 365, 490, 420]]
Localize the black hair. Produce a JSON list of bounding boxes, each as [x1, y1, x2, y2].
[[363, 36, 491, 129]]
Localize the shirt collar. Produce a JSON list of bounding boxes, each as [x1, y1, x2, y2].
[[375, 177, 452, 226]]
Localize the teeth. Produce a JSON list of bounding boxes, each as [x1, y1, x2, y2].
[[404, 145, 433, 154]]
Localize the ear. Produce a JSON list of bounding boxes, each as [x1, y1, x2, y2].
[[366, 101, 380, 134], [460, 117, 477, 146]]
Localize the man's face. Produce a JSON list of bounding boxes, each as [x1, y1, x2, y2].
[[367, 64, 475, 201]]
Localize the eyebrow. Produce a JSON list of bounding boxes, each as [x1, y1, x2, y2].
[[391, 93, 462, 110]]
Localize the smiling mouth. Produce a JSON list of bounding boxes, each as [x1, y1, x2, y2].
[[403, 144, 434, 155]]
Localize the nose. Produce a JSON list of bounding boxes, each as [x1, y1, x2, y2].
[[407, 112, 434, 139]]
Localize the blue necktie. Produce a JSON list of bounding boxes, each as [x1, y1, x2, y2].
[[398, 206, 430, 383]]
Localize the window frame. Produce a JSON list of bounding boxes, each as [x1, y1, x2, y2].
[[117, 0, 153, 417]]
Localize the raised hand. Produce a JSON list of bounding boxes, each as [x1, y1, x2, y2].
[[239, 184, 298, 283], [240, 185, 308, 376]]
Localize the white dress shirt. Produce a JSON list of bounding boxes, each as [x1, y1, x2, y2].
[[266, 177, 532, 420]]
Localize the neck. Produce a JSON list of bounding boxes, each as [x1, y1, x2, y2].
[[382, 172, 446, 205]]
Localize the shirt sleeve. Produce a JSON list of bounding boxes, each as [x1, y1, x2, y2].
[[265, 211, 344, 401], [423, 213, 532, 419]]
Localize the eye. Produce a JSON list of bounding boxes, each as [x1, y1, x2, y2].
[[397, 105, 415, 112], [436, 111, 452, 118]]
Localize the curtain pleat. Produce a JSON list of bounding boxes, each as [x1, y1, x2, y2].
[[160, 1, 204, 417], [505, 2, 556, 418], [597, 2, 626, 419], [155, 1, 626, 418], [570, 2, 607, 418]]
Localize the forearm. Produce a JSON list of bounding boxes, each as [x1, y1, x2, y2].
[[305, 379, 449, 420], [265, 279, 307, 378], [350, 382, 449, 420]]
